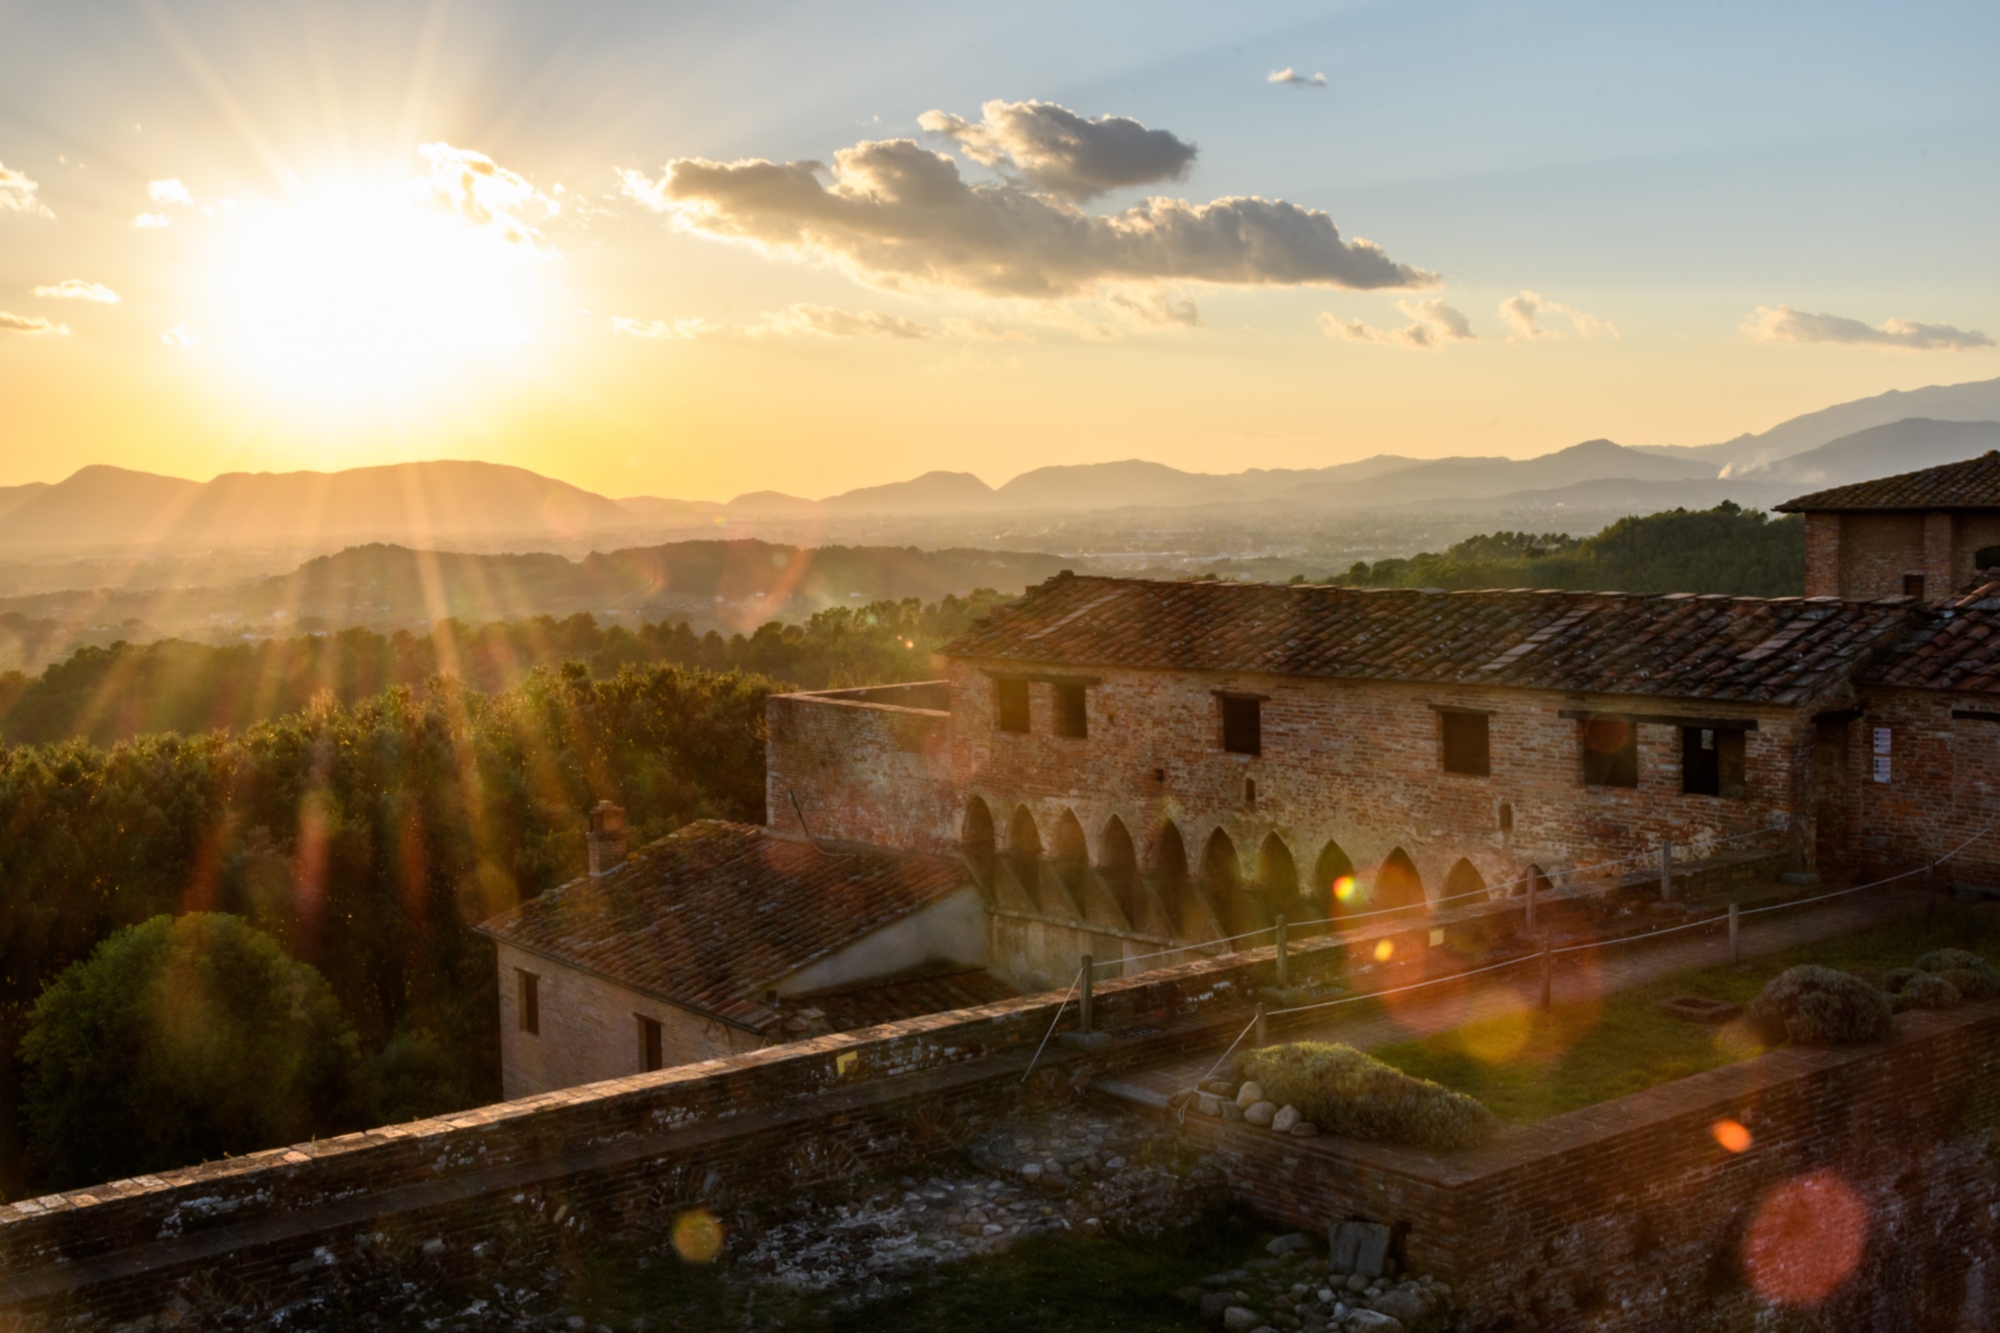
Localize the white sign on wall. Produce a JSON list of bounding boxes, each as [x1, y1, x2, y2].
[[1873, 727, 1892, 756], [1873, 755, 1892, 784]]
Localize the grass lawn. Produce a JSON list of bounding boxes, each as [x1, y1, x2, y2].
[[1367, 901, 2000, 1125]]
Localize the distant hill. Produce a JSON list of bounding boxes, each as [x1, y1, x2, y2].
[[1638, 376, 2000, 472], [1295, 439, 1717, 508], [0, 461, 635, 553], [1742, 418, 2000, 490]]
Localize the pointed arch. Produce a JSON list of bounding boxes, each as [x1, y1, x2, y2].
[[1098, 815, 1141, 926], [1312, 840, 1357, 924], [1200, 828, 1242, 893], [1008, 805, 1042, 888], [1516, 863, 1555, 898], [1375, 846, 1427, 916], [962, 797, 995, 886], [1052, 808, 1088, 871], [1255, 833, 1300, 923], [1150, 820, 1193, 925], [1443, 857, 1486, 904]]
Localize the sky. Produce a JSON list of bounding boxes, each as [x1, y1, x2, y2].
[[1, 0, 1996, 502]]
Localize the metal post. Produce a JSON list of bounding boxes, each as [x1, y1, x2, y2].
[[1728, 902, 1740, 966], [1079, 954, 1094, 1036], [1539, 937, 1553, 1009], [1254, 1001, 1268, 1049], [1660, 839, 1674, 903], [1274, 913, 1289, 989]]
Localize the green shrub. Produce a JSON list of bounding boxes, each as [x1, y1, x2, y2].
[[1884, 969, 1961, 1011], [1748, 965, 1892, 1045], [1233, 1041, 1500, 1151], [1915, 949, 2000, 999]]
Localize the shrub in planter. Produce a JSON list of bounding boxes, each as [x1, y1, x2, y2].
[[1748, 965, 1892, 1045], [1233, 1041, 1500, 1151], [1883, 967, 1961, 1011], [1914, 948, 2000, 1000]]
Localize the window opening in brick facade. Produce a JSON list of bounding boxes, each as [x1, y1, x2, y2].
[[1053, 683, 1088, 738], [1099, 815, 1143, 928], [1150, 820, 1193, 926], [1313, 841, 1357, 925], [1903, 572, 1926, 600], [1498, 801, 1514, 834], [1443, 857, 1486, 903], [1201, 829, 1248, 933], [962, 797, 995, 887], [1007, 806, 1043, 902], [1682, 727, 1746, 798], [516, 969, 539, 1035], [1581, 718, 1638, 787], [1375, 847, 1428, 917], [1254, 833, 1300, 926], [1980, 546, 2000, 571], [1244, 777, 1257, 807], [996, 678, 1030, 733], [1220, 696, 1262, 755], [638, 1016, 663, 1072], [1440, 710, 1490, 777]]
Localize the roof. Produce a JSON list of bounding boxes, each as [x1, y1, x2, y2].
[[771, 966, 1018, 1036], [1775, 450, 2000, 512], [941, 575, 1915, 706], [478, 821, 972, 1032], [1860, 581, 2000, 695]]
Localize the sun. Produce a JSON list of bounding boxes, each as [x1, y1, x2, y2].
[[205, 177, 552, 403]]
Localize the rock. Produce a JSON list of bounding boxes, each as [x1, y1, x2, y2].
[[1329, 1220, 1394, 1279], [1236, 1081, 1266, 1109], [1289, 1121, 1320, 1138], [1317, 1288, 1335, 1304], [1202, 1079, 1237, 1095], [1346, 1312, 1406, 1332], [1200, 1292, 1238, 1322], [1267, 1232, 1313, 1257], [1371, 1288, 1432, 1328], [1244, 1101, 1278, 1127], [1197, 1093, 1223, 1117], [1346, 1274, 1370, 1294], [1222, 1307, 1263, 1332], [1271, 1105, 1301, 1134], [1019, 1162, 1042, 1180], [1221, 1102, 1245, 1122]]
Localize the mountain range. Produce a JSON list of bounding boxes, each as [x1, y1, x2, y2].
[[5, 376, 1999, 552]]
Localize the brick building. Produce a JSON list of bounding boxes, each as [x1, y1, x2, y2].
[[1777, 448, 2000, 601]]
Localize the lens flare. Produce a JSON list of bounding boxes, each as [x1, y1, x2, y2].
[[1373, 939, 1394, 962], [1711, 1118, 1752, 1153], [672, 1208, 725, 1263], [1743, 1171, 1866, 1304], [1333, 875, 1358, 902]]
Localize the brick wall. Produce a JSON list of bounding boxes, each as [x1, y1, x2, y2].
[[766, 684, 956, 851], [1849, 686, 2000, 887], [1803, 512, 1841, 597], [1175, 997, 2000, 1332], [1835, 512, 1927, 599]]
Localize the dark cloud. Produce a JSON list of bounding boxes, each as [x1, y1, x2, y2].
[[622, 136, 1433, 300], [1322, 298, 1475, 350], [917, 100, 1195, 201], [1748, 305, 1991, 352]]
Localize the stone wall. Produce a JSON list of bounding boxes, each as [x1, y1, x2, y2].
[[765, 683, 956, 852], [1167, 997, 2000, 1332]]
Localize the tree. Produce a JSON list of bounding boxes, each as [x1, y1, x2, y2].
[[17, 912, 363, 1190]]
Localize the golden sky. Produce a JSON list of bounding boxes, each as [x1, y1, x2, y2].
[[2, 1, 1995, 502]]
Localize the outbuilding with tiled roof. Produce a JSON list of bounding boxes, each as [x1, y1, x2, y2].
[[1777, 450, 2000, 603]]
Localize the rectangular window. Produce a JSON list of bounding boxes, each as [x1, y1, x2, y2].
[[1440, 711, 1490, 777], [638, 1015, 664, 1072], [516, 969, 539, 1035], [1053, 683, 1088, 738], [1581, 717, 1638, 788], [1221, 696, 1262, 756], [1903, 573, 1926, 600], [1682, 727, 1746, 798], [996, 678, 1030, 733]]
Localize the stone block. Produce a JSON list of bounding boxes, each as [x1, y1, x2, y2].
[[1236, 1081, 1265, 1109], [1329, 1220, 1393, 1279], [1244, 1100, 1277, 1127]]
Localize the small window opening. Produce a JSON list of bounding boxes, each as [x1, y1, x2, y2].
[[1498, 801, 1514, 834], [517, 969, 539, 1035], [1682, 727, 1746, 798], [1581, 717, 1638, 788], [1221, 697, 1262, 755], [638, 1015, 664, 1072], [996, 678, 1030, 733], [1053, 683, 1088, 738], [1244, 777, 1257, 808], [1978, 546, 2000, 572], [1903, 572, 1926, 600], [1441, 711, 1491, 777]]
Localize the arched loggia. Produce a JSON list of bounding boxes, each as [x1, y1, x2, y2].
[[1201, 829, 1250, 934], [1313, 840, 1357, 926], [1255, 833, 1301, 927], [962, 797, 995, 888], [1099, 815, 1142, 927], [1151, 821, 1196, 928], [1008, 806, 1042, 894], [1375, 847, 1428, 917], [1443, 857, 1486, 905]]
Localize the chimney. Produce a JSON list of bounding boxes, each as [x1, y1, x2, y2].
[[587, 800, 627, 877]]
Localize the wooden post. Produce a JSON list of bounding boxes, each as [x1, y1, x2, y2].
[[1927, 861, 1937, 920], [1660, 839, 1674, 903], [1539, 937, 1553, 1010], [1079, 954, 1094, 1036], [1728, 902, 1740, 966], [1274, 913, 1289, 989], [1254, 1001, 1268, 1049], [1525, 872, 1537, 933]]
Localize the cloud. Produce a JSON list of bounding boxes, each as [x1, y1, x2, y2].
[[610, 315, 720, 340], [622, 133, 1433, 301], [133, 213, 172, 228], [1, 311, 67, 334], [755, 304, 934, 339], [417, 142, 555, 248], [160, 322, 199, 348], [1497, 289, 1615, 341], [149, 178, 193, 207], [1267, 69, 1328, 88], [33, 279, 119, 304], [918, 100, 1196, 201], [1322, 298, 1476, 349], [0, 162, 54, 218], [1745, 305, 1991, 352]]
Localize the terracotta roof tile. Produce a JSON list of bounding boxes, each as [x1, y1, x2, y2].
[[477, 822, 971, 1031], [942, 576, 1913, 706], [1775, 450, 2000, 512], [771, 967, 1018, 1035], [1860, 580, 2000, 695]]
